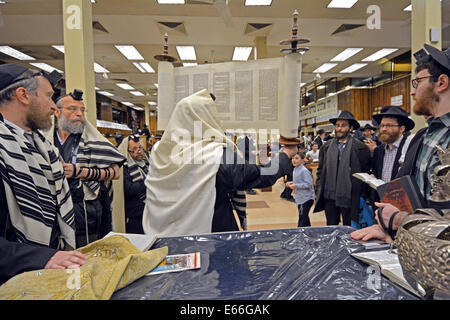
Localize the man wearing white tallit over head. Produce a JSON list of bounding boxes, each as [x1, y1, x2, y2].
[[142, 89, 297, 237]]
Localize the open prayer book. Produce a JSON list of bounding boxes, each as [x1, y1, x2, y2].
[[103, 232, 157, 252], [147, 252, 201, 275], [351, 249, 425, 297], [352, 172, 386, 189]]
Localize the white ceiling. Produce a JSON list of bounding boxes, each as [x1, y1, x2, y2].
[[0, 0, 449, 110]]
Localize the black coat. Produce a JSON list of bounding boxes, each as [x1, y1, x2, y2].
[[212, 151, 292, 232], [314, 137, 371, 222], [0, 176, 57, 285]]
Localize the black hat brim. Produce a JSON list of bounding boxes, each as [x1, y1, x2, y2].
[[424, 44, 450, 71], [330, 118, 360, 130], [373, 113, 415, 131]]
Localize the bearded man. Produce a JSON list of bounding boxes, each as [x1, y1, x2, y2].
[[46, 89, 125, 247], [313, 110, 371, 226]]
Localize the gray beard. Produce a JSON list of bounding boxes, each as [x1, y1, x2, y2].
[[58, 115, 85, 134]]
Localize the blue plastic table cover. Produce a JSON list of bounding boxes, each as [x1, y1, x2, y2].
[[111, 226, 418, 300]]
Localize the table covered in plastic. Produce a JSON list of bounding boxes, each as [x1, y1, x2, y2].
[[111, 226, 418, 300]]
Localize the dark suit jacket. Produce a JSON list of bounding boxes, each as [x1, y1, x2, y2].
[[314, 137, 371, 222]]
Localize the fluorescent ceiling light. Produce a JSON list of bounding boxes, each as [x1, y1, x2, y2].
[[30, 63, 63, 74], [52, 45, 65, 53], [183, 62, 198, 67], [154, 83, 159, 88], [327, 0, 358, 8], [148, 101, 157, 105], [122, 102, 134, 106], [232, 47, 253, 61], [132, 62, 155, 73], [115, 45, 144, 61], [245, 0, 272, 5], [0, 46, 35, 60], [94, 62, 109, 73], [176, 46, 197, 60], [313, 63, 338, 73], [130, 91, 145, 96], [157, 0, 185, 3], [95, 87, 99, 90], [116, 83, 135, 90], [98, 91, 114, 97], [403, 5, 412, 11], [300, 83, 306, 87], [331, 48, 363, 62], [362, 48, 398, 62], [91, 0, 96, 3], [132, 106, 145, 111], [339, 63, 368, 73]]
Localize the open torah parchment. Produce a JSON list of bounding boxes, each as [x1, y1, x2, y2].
[[157, 53, 303, 138]]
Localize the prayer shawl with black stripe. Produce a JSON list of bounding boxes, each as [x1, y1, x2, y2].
[[0, 116, 76, 249], [43, 119, 126, 230]]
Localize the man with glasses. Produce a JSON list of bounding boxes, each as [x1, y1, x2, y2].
[[313, 111, 371, 226], [44, 89, 125, 247], [0, 64, 88, 284], [351, 44, 450, 243], [112, 134, 149, 234]]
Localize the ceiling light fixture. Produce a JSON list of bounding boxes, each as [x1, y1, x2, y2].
[[98, 91, 114, 97], [313, 63, 338, 73], [331, 48, 363, 62], [157, 0, 185, 4], [0, 46, 35, 60], [130, 91, 145, 96], [182, 62, 198, 67], [52, 45, 65, 54], [327, 0, 358, 8], [132, 62, 155, 73], [245, 0, 272, 6], [116, 83, 135, 90], [29, 63, 63, 74], [362, 48, 398, 61], [115, 45, 144, 60], [339, 63, 368, 73], [232, 47, 253, 61], [94, 62, 109, 73], [176, 46, 197, 61]]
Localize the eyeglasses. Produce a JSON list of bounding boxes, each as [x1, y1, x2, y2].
[[60, 106, 87, 113], [128, 145, 143, 154], [379, 124, 401, 129], [411, 76, 432, 89]]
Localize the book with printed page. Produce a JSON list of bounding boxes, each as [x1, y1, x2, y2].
[[103, 232, 157, 252], [353, 174, 426, 214], [147, 252, 201, 275], [351, 249, 425, 297]]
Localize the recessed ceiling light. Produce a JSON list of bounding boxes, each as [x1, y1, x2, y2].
[[116, 83, 135, 90], [245, 0, 272, 6], [154, 83, 159, 88], [362, 48, 398, 62], [122, 102, 134, 106], [232, 47, 253, 61], [176, 46, 197, 60], [183, 62, 198, 67], [115, 45, 144, 60], [0, 46, 35, 60], [93, 62, 109, 73], [313, 63, 338, 73], [98, 91, 114, 97], [403, 5, 412, 11], [91, 0, 96, 3], [327, 0, 358, 8], [339, 63, 368, 73], [132, 62, 155, 73], [157, 0, 185, 3], [52, 45, 65, 53], [30, 63, 63, 74], [148, 101, 157, 105], [331, 48, 363, 62], [130, 91, 145, 96]]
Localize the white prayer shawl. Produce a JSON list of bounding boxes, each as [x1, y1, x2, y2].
[[0, 118, 76, 248], [142, 90, 236, 237]]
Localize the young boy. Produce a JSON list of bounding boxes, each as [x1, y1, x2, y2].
[[286, 153, 315, 227]]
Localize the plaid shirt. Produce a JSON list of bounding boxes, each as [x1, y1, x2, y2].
[[381, 136, 403, 183], [415, 112, 450, 200]]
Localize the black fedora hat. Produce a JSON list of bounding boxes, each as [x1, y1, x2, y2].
[[360, 123, 376, 131], [414, 44, 450, 71], [372, 106, 415, 131], [329, 110, 360, 130]]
